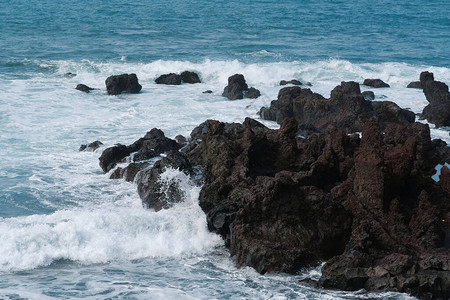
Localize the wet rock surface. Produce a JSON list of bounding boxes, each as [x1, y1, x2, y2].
[[75, 84, 94, 93], [155, 71, 201, 85], [182, 117, 449, 299], [363, 79, 390, 88], [79, 140, 103, 151], [419, 71, 450, 128], [99, 80, 450, 299], [222, 74, 260, 100], [259, 82, 414, 134], [105, 73, 142, 95]]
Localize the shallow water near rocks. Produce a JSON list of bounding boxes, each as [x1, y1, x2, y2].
[[1, 0, 449, 299]]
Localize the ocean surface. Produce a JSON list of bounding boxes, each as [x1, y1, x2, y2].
[[0, 0, 449, 299]]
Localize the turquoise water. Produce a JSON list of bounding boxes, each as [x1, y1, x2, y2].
[[1, 0, 449, 65], [0, 0, 449, 299]]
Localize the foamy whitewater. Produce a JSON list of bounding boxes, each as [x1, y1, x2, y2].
[[1, 0, 449, 299]]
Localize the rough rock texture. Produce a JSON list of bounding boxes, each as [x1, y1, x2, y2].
[[98, 128, 180, 174], [222, 74, 260, 100], [183, 117, 450, 299], [79, 140, 103, 152], [280, 79, 302, 86], [363, 79, 390, 88], [259, 82, 414, 134], [136, 150, 193, 211], [75, 84, 94, 93], [155, 73, 182, 85], [180, 71, 201, 84], [105, 73, 142, 95], [420, 71, 450, 128], [362, 91, 375, 100]]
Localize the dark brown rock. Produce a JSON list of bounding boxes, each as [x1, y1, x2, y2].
[[222, 74, 249, 100], [99, 144, 130, 173], [362, 91, 375, 100], [259, 83, 415, 134], [155, 73, 182, 85], [419, 72, 450, 127], [105, 73, 142, 95], [280, 79, 302, 86], [245, 87, 261, 99], [79, 140, 103, 151], [363, 79, 390, 88], [180, 71, 201, 84], [407, 81, 422, 89], [76, 84, 94, 93]]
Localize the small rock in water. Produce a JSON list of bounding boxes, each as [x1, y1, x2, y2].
[[203, 90, 213, 94], [64, 72, 76, 78], [280, 79, 302, 86], [363, 78, 390, 88], [180, 71, 201, 84], [105, 73, 142, 95], [407, 81, 422, 89], [79, 140, 103, 151], [245, 87, 261, 99], [76, 84, 95, 93], [155, 73, 182, 85]]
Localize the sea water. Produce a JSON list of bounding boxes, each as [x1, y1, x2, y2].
[[0, 0, 449, 299]]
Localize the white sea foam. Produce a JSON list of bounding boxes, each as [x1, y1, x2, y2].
[[0, 171, 221, 272]]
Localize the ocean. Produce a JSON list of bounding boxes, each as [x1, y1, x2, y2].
[[0, 0, 449, 299]]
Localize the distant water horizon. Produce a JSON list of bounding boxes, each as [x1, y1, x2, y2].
[[0, 0, 448, 299]]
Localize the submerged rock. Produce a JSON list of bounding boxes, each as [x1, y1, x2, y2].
[[75, 84, 95, 93], [105, 73, 142, 95], [407, 81, 422, 89], [79, 140, 103, 151], [280, 79, 302, 86]]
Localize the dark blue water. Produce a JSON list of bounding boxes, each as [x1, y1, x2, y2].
[[1, 0, 449, 66]]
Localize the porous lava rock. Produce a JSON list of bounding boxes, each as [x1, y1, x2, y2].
[[419, 71, 450, 128], [222, 74, 260, 100], [259, 82, 414, 134], [183, 116, 449, 299], [105, 73, 142, 95]]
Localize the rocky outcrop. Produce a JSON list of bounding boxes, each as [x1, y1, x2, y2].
[[259, 82, 414, 134], [155, 71, 201, 85], [363, 79, 390, 88], [222, 74, 261, 100], [76, 84, 95, 93], [182, 117, 449, 299], [420, 71, 450, 128], [105, 73, 142, 95]]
